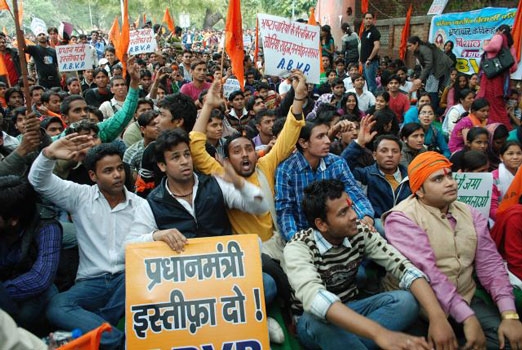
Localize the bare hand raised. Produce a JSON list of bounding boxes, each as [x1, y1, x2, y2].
[[43, 133, 96, 161]]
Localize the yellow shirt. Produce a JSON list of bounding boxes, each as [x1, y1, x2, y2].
[[189, 110, 305, 241]]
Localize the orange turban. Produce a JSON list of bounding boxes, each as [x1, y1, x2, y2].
[[408, 151, 453, 194]]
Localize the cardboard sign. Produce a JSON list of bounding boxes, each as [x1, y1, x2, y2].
[[427, 0, 449, 15], [126, 235, 269, 350], [30, 17, 47, 36], [128, 29, 157, 55], [223, 78, 241, 99], [56, 44, 94, 72], [258, 13, 321, 84], [454, 172, 493, 219]]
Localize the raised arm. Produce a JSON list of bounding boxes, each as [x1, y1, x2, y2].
[[97, 56, 140, 142]]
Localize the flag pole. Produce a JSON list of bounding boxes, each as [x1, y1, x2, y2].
[[12, 0, 31, 107]]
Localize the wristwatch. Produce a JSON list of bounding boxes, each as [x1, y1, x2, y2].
[[501, 312, 520, 320]]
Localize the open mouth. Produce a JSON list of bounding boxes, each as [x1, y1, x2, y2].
[[241, 160, 251, 171]]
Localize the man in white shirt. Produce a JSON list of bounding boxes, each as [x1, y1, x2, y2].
[[126, 128, 268, 247], [346, 73, 375, 113], [29, 136, 145, 350], [99, 75, 128, 119]]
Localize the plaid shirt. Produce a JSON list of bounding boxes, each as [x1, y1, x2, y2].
[[1, 221, 62, 301], [275, 151, 374, 241]]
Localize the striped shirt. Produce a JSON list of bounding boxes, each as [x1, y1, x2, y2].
[[284, 224, 426, 318]]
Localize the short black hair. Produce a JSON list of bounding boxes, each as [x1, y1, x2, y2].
[[83, 142, 123, 172], [87, 106, 104, 122], [137, 110, 159, 127], [156, 93, 197, 132], [302, 179, 345, 229], [65, 119, 99, 136], [228, 90, 244, 102], [41, 90, 62, 104], [0, 175, 37, 222], [223, 133, 255, 158], [255, 109, 275, 125], [60, 95, 85, 115], [373, 134, 402, 151], [297, 119, 330, 152], [461, 150, 488, 172], [154, 128, 190, 163]]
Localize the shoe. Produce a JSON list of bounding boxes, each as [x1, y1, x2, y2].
[[268, 317, 285, 344]]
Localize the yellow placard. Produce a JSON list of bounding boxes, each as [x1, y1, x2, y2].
[[125, 234, 269, 350]]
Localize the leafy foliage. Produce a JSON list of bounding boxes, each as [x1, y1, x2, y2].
[[0, 0, 315, 34]]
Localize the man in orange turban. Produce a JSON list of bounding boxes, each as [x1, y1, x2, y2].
[[383, 151, 522, 349]]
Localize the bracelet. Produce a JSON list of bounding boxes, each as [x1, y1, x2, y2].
[[294, 96, 306, 101], [501, 312, 520, 320]]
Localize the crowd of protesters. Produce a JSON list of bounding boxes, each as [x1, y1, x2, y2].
[[1, 10, 522, 350]]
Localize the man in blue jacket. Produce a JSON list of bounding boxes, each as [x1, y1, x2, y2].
[[342, 116, 411, 235]]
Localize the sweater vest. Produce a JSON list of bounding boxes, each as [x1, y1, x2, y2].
[[147, 174, 231, 238], [387, 197, 477, 304]]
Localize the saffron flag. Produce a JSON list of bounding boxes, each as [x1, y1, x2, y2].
[[115, 0, 129, 77], [308, 8, 324, 73], [225, 0, 244, 91], [108, 16, 120, 46], [163, 8, 175, 33], [512, 0, 522, 62], [308, 7, 317, 25], [0, 0, 10, 12], [361, 0, 369, 14], [399, 4, 413, 60], [0, 55, 7, 77]]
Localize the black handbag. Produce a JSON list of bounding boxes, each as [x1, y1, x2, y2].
[[480, 46, 515, 79]]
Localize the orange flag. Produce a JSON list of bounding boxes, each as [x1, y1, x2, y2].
[[361, 0, 369, 14], [115, 0, 129, 78], [109, 16, 120, 46], [399, 4, 413, 60], [512, 0, 522, 62], [0, 0, 10, 12], [163, 8, 174, 33], [498, 165, 522, 213], [308, 8, 323, 73], [0, 55, 8, 77], [225, 0, 244, 91], [308, 7, 317, 25]]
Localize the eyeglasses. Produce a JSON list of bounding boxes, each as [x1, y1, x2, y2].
[[419, 111, 435, 116]]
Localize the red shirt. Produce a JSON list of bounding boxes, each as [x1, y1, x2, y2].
[[388, 92, 410, 123], [1, 52, 19, 87]]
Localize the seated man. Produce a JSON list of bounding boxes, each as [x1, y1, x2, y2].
[[384, 151, 522, 349], [190, 72, 306, 261], [124, 128, 283, 341], [283, 179, 456, 349], [275, 118, 374, 241], [126, 128, 268, 244], [343, 119, 411, 234], [0, 176, 61, 333], [53, 56, 141, 143], [29, 136, 146, 349]]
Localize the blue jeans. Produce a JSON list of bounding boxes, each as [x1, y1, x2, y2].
[[0, 283, 57, 332], [363, 60, 379, 94], [46, 272, 125, 350], [297, 291, 419, 350], [263, 272, 277, 305]]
